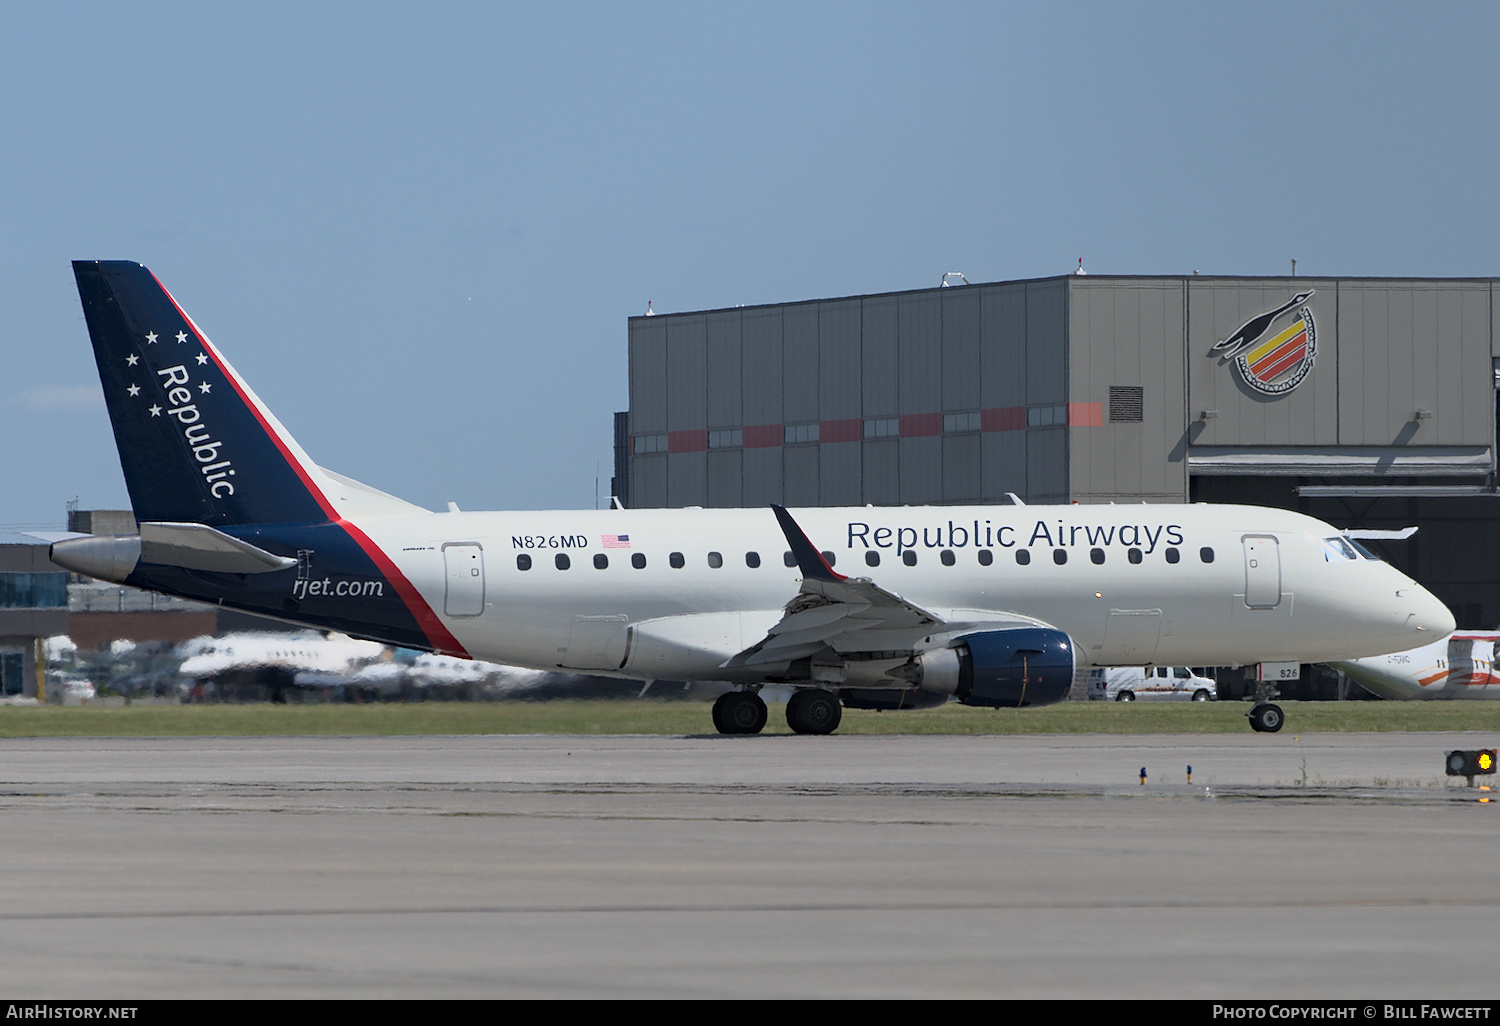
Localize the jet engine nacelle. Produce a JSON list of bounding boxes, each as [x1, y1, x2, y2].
[[907, 628, 1075, 708]]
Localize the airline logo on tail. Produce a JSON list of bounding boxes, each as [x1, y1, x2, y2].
[[1211, 290, 1318, 396]]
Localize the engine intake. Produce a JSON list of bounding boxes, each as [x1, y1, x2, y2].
[[906, 628, 1075, 708]]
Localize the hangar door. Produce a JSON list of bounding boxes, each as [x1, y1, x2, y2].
[[443, 543, 485, 617], [1242, 536, 1281, 609]]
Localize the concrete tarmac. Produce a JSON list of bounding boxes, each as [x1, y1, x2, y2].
[[0, 732, 1497, 999]]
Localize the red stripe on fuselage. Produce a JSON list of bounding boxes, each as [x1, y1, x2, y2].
[[150, 271, 470, 659]]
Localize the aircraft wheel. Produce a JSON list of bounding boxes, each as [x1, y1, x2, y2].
[[786, 688, 842, 735], [714, 691, 766, 735], [1192, 690, 1211, 702], [1116, 691, 1135, 702], [1248, 703, 1284, 733]]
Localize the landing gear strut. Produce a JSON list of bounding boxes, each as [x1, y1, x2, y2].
[[712, 690, 767, 735], [786, 688, 842, 735]]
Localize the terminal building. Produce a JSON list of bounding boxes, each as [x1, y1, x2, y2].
[[619, 272, 1500, 629]]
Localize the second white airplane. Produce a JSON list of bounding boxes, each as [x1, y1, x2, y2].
[[51, 262, 1455, 734]]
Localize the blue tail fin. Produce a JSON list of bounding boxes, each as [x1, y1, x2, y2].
[[73, 261, 334, 527]]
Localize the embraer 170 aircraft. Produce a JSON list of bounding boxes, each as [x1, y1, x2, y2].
[[1333, 631, 1500, 700], [51, 262, 1454, 734]]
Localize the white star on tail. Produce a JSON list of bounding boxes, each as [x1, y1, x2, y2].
[[148, 404, 162, 417], [175, 331, 188, 343], [199, 381, 212, 394], [145, 332, 158, 344], [126, 354, 139, 366], [195, 353, 208, 365], [127, 384, 140, 397]]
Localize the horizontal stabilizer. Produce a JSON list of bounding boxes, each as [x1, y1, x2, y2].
[[139, 521, 298, 573]]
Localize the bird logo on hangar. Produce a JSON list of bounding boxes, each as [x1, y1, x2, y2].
[[1211, 290, 1318, 395]]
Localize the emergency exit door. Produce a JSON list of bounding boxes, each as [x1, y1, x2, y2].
[[443, 543, 485, 617]]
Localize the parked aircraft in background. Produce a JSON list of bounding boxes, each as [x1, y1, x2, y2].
[[1332, 631, 1500, 700], [176, 631, 385, 699], [50, 262, 1454, 735]]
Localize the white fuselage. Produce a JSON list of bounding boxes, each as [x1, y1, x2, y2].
[[1334, 632, 1500, 700], [346, 502, 1452, 683]]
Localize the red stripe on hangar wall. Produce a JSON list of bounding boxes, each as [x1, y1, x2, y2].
[[1068, 402, 1103, 427], [742, 424, 783, 448], [667, 430, 707, 453], [820, 418, 862, 443], [981, 407, 1027, 432]]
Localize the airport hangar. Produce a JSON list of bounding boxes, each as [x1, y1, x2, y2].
[[616, 271, 1500, 691]]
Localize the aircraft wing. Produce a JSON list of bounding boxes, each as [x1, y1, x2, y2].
[[723, 506, 947, 668]]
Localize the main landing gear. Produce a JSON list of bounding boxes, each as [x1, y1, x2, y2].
[[711, 688, 844, 736]]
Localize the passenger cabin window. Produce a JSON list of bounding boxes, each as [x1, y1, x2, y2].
[[1128, 548, 1142, 564], [1165, 547, 1180, 564], [977, 550, 993, 566], [555, 553, 571, 570], [902, 551, 917, 566], [670, 552, 685, 568], [707, 551, 723, 568], [1200, 547, 1215, 563], [783, 551, 796, 567], [1053, 549, 1067, 565], [594, 553, 608, 569], [631, 553, 646, 569], [940, 549, 955, 566], [516, 554, 532, 571], [1090, 548, 1105, 565], [821, 551, 837, 567], [866, 551, 880, 567], [1016, 549, 1031, 565], [745, 551, 760, 568]]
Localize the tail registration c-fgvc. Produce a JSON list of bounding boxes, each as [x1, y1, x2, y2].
[[52, 262, 1455, 734]]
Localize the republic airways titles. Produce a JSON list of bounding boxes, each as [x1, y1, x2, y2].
[[847, 518, 1185, 555]]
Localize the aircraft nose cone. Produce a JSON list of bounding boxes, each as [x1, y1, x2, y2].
[[1404, 587, 1455, 637]]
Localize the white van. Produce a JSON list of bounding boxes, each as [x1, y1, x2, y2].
[[1088, 666, 1217, 702]]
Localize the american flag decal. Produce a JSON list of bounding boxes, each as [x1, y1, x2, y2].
[[602, 534, 631, 549]]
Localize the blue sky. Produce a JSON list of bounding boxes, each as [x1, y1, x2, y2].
[[2, 1, 1496, 527]]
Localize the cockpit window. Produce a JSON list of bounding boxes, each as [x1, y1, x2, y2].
[[1323, 537, 1360, 562], [1346, 537, 1382, 561]]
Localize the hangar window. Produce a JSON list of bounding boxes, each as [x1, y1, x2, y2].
[[708, 429, 743, 449], [516, 554, 532, 571], [1090, 548, 1105, 565], [1028, 405, 1066, 428], [1015, 549, 1031, 565], [593, 553, 609, 569], [821, 550, 837, 567], [633, 433, 668, 455], [1128, 548, 1142, 564], [670, 551, 685, 568], [784, 551, 796, 567], [902, 551, 918, 567], [745, 551, 760, 568], [1199, 547, 1215, 563], [940, 549, 956, 566], [943, 412, 980, 433], [866, 551, 880, 567], [1165, 548, 1180, 564], [864, 417, 899, 439], [1053, 548, 1068, 565], [978, 550, 993, 566], [785, 423, 819, 445], [1109, 386, 1144, 423], [707, 551, 723, 568], [555, 553, 571, 570], [631, 553, 647, 569]]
